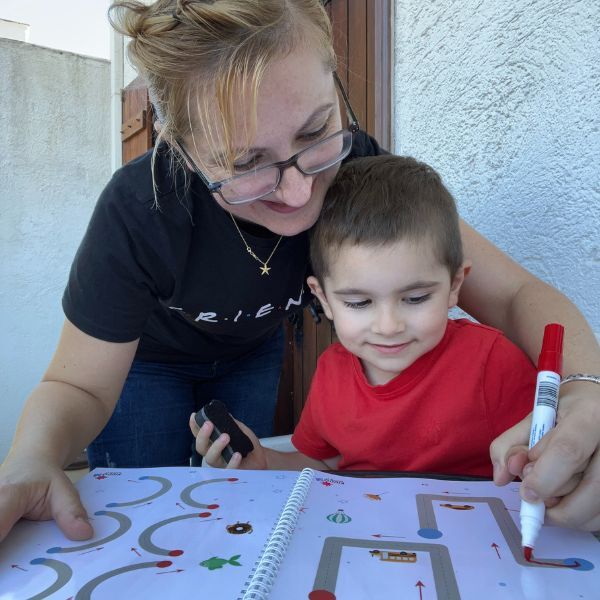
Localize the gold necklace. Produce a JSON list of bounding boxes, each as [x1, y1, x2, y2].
[[229, 212, 283, 276]]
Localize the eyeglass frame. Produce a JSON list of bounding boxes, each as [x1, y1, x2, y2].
[[176, 72, 360, 205]]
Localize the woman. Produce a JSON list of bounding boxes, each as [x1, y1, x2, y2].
[[0, 0, 598, 544]]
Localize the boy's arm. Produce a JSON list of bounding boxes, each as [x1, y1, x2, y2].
[[190, 416, 340, 471], [481, 333, 537, 470], [263, 447, 341, 471]]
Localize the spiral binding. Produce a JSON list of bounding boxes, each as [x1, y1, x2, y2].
[[238, 468, 315, 599]]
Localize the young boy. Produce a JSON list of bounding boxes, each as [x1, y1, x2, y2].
[[192, 155, 536, 477]]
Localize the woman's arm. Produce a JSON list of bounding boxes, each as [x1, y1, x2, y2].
[[459, 221, 599, 372], [0, 319, 138, 542], [460, 220, 600, 530]]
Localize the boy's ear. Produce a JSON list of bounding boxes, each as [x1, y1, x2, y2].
[[448, 259, 471, 309], [307, 276, 334, 321]]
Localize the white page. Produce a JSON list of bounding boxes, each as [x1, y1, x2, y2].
[[0, 467, 298, 599], [271, 471, 599, 600], [1, 468, 598, 599]]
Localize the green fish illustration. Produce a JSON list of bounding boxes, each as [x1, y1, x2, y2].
[[200, 554, 242, 570]]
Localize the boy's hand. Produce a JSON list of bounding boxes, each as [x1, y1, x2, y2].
[[189, 414, 268, 470]]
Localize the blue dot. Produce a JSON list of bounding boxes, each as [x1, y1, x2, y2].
[[106, 502, 118, 507], [30, 557, 47, 564], [140, 476, 149, 480], [498, 582, 507, 587], [47, 547, 61, 554], [417, 527, 443, 539], [565, 557, 594, 571], [95, 510, 107, 516]]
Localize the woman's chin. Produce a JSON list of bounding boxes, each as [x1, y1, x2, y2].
[[254, 204, 321, 236]]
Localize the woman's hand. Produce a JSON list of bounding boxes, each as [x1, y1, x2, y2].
[[0, 455, 93, 543], [189, 413, 268, 470], [491, 381, 600, 531]]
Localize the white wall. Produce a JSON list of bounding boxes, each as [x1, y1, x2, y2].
[[0, 19, 30, 42], [394, 0, 599, 337], [0, 39, 110, 461]]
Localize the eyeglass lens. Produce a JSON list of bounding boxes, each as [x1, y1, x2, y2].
[[219, 129, 353, 204]]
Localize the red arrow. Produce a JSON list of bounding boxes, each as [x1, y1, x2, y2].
[[133, 502, 153, 508], [128, 480, 140, 483], [131, 547, 141, 557], [416, 580, 425, 600], [176, 503, 185, 510], [157, 569, 184, 574], [371, 534, 405, 539], [491, 543, 501, 559], [11, 564, 27, 572]]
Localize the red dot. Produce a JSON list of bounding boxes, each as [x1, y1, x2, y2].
[[308, 591, 336, 600], [198, 512, 212, 518], [156, 560, 172, 568], [168, 549, 183, 557], [207, 504, 219, 509], [227, 477, 239, 482]]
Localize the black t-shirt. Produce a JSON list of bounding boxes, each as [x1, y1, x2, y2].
[[62, 131, 384, 362]]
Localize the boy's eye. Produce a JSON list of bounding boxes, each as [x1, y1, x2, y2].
[[404, 293, 432, 305], [343, 299, 371, 309]]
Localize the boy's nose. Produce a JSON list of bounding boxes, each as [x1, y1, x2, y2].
[[372, 307, 405, 336]]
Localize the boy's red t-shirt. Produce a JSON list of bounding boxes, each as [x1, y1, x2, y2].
[[291, 319, 536, 477]]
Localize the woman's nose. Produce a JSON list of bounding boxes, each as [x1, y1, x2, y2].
[[271, 165, 313, 207]]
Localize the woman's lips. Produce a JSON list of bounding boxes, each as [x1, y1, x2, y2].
[[259, 200, 304, 214]]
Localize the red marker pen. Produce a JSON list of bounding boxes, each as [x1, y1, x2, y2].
[[520, 323, 564, 558]]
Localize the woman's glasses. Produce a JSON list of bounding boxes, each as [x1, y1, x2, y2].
[[178, 72, 360, 205]]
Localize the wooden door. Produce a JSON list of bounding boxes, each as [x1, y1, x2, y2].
[[119, 2, 393, 435], [121, 76, 154, 164]]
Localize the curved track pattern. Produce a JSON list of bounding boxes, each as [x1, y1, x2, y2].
[[106, 476, 173, 508], [26, 557, 73, 600], [47, 511, 132, 554]]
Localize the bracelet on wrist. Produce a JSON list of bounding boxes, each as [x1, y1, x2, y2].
[[560, 374, 600, 386]]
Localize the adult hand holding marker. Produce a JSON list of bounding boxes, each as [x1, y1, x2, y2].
[[520, 323, 564, 559]]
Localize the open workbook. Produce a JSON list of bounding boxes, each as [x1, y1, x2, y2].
[[1, 467, 598, 599]]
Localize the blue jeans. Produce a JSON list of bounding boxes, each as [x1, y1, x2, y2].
[[87, 328, 284, 469]]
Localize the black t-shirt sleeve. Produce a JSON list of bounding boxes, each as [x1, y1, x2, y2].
[[346, 130, 390, 160], [62, 171, 172, 343]]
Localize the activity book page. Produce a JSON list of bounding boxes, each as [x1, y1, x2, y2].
[[270, 471, 599, 599], [0, 467, 297, 599], [0, 466, 598, 599]]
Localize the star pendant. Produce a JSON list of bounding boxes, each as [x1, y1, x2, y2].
[[260, 264, 271, 276]]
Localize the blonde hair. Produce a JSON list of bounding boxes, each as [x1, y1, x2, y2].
[[109, 0, 336, 175]]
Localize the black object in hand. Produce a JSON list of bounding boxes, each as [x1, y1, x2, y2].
[[195, 399, 254, 463]]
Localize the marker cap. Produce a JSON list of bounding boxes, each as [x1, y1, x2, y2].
[[537, 323, 564, 375]]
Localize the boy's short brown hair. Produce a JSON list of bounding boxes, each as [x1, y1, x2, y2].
[[310, 155, 463, 280]]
